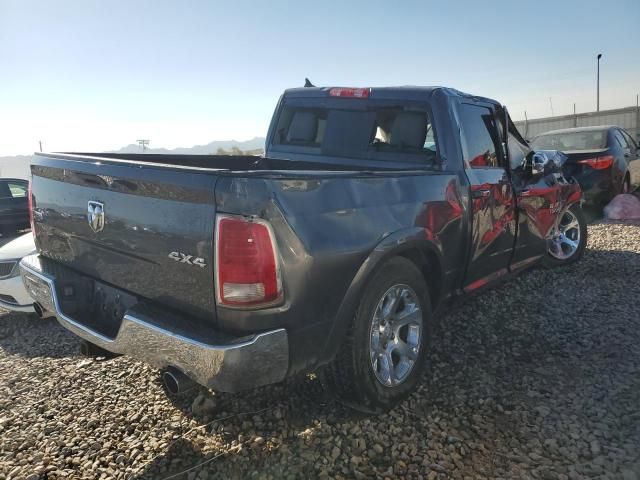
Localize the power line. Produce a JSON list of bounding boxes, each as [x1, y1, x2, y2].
[[136, 139, 150, 152]]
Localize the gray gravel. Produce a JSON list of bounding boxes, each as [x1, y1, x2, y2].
[[1, 221, 639, 480]]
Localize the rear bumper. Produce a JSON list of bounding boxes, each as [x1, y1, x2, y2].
[[19, 254, 289, 392]]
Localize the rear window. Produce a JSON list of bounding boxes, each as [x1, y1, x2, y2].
[[272, 102, 437, 164], [531, 130, 606, 151]]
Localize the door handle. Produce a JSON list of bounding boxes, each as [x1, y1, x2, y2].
[[471, 189, 491, 199]]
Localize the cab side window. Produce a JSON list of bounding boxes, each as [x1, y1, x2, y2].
[[458, 104, 503, 169]]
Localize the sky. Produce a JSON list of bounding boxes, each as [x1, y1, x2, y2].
[[1, 0, 639, 156]]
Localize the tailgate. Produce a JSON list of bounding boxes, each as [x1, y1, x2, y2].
[[30, 154, 218, 321]]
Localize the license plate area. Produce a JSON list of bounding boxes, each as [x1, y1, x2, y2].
[[53, 270, 138, 339]]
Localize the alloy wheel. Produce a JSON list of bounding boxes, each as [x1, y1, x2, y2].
[[548, 209, 581, 260], [369, 284, 423, 387]]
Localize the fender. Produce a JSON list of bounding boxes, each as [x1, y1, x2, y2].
[[564, 180, 583, 207], [317, 227, 445, 366]]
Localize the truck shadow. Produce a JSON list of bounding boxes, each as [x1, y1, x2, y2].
[[132, 373, 363, 479], [130, 246, 640, 479]]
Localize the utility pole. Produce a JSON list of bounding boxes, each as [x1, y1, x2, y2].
[[136, 139, 150, 152], [549, 97, 554, 116], [636, 94, 639, 143], [38, 140, 43, 152], [573, 103, 577, 127], [524, 111, 528, 139], [597, 53, 602, 112]]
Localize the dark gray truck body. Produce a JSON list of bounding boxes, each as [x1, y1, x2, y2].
[[21, 86, 580, 392]]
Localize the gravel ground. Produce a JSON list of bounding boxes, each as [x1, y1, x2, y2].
[[1, 221, 639, 480]]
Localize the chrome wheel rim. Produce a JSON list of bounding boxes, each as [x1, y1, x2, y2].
[[548, 210, 581, 260], [369, 284, 423, 387]]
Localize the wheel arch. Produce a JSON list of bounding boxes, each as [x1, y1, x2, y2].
[[318, 227, 445, 367]]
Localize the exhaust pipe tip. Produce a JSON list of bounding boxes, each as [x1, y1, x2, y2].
[[162, 368, 196, 395], [33, 302, 53, 319]]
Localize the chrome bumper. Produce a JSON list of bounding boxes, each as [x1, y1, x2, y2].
[[19, 254, 289, 393]]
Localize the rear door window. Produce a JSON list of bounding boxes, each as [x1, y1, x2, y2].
[[457, 103, 503, 169]]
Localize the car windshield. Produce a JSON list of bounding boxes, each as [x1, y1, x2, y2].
[[531, 130, 606, 151]]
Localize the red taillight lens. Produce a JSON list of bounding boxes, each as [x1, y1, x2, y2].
[[577, 155, 614, 170], [28, 180, 35, 232], [215, 215, 282, 307], [328, 87, 370, 98]]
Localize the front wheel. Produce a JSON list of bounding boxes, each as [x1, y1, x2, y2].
[[321, 257, 432, 413], [542, 203, 587, 268]]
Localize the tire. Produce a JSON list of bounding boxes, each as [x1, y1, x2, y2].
[[621, 174, 631, 194], [321, 257, 432, 413], [542, 203, 587, 268]]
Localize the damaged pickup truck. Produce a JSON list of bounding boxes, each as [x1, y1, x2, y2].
[[21, 86, 585, 412]]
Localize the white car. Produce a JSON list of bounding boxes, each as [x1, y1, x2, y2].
[[0, 232, 36, 312]]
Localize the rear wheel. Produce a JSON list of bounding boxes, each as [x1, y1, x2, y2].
[[321, 257, 432, 413], [621, 175, 631, 194], [542, 203, 587, 268]]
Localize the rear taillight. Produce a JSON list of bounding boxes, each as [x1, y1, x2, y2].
[[28, 180, 35, 231], [577, 155, 614, 170], [215, 215, 282, 308], [328, 87, 370, 98]]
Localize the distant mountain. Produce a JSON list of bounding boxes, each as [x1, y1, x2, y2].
[[0, 137, 267, 179], [112, 137, 266, 155]]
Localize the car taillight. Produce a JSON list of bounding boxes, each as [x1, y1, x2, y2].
[[215, 215, 282, 308], [577, 155, 614, 170], [28, 180, 35, 231], [328, 87, 370, 98]]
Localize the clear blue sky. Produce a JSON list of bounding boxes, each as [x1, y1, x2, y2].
[[1, 0, 639, 155]]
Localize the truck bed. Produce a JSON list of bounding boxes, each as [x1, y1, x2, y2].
[[59, 152, 419, 173], [29, 152, 444, 329]]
